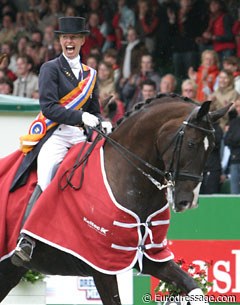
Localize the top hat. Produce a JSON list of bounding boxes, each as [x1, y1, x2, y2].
[[54, 17, 90, 35]]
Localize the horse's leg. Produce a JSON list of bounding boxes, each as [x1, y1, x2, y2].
[[142, 259, 207, 304], [93, 271, 121, 305], [0, 259, 26, 301]]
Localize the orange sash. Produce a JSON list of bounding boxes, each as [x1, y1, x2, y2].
[[20, 64, 97, 154]]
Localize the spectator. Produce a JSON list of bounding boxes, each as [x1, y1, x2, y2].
[[42, 25, 56, 61], [103, 48, 121, 86], [188, 49, 219, 102], [0, 41, 18, 75], [159, 73, 177, 94], [87, 0, 105, 25], [13, 55, 38, 98], [210, 69, 239, 129], [52, 38, 62, 59], [15, 36, 30, 58], [0, 13, 16, 44], [15, 12, 29, 39], [24, 9, 41, 33], [119, 26, 147, 81], [97, 61, 116, 105], [31, 29, 44, 45], [154, 2, 172, 67], [81, 12, 104, 62], [198, 0, 236, 66], [181, 78, 198, 100], [200, 122, 224, 194], [100, 0, 118, 52], [102, 93, 125, 126], [141, 79, 157, 101], [0, 2, 16, 23], [64, 5, 78, 17], [214, 56, 240, 94], [112, 0, 135, 39], [86, 54, 100, 70], [0, 54, 17, 82], [121, 53, 160, 110], [26, 41, 46, 74], [224, 97, 240, 194], [136, 0, 159, 54], [74, 0, 88, 18], [0, 77, 13, 95], [39, 0, 64, 31], [8, 35, 30, 73], [227, 0, 240, 20], [168, 0, 204, 80], [232, 10, 240, 58], [97, 60, 125, 125]]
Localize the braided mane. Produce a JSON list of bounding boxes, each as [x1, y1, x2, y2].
[[117, 93, 199, 126]]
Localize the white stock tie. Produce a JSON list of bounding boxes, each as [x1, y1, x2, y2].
[[68, 59, 81, 79]]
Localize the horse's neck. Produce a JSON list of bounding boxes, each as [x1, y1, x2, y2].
[[104, 114, 166, 219]]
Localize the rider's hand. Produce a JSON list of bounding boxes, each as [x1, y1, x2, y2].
[[82, 112, 99, 128], [101, 121, 113, 134]]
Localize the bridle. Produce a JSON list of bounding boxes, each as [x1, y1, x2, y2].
[[93, 107, 215, 192], [159, 108, 215, 185]]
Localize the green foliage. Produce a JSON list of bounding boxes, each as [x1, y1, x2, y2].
[[21, 270, 45, 284]]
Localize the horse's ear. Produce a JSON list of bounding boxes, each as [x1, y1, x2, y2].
[[196, 101, 211, 120], [209, 103, 233, 122]]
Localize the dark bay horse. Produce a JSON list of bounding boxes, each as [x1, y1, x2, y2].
[[0, 94, 230, 305]]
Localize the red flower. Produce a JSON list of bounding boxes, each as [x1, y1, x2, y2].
[[156, 259, 213, 296]]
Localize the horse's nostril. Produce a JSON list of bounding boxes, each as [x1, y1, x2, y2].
[[179, 201, 189, 207]]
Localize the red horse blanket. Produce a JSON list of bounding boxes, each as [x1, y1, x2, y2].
[[0, 140, 173, 274]]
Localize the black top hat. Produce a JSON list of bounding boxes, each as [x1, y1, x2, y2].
[[54, 17, 90, 35]]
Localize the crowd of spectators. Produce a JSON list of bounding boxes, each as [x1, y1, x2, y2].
[[0, 0, 240, 194]]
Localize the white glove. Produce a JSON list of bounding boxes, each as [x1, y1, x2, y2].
[[82, 112, 99, 127], [101, 121, 113, 134]]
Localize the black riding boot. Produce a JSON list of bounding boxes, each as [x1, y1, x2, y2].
[[11, 185, 42, 267]]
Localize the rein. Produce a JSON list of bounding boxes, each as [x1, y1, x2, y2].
[[60, 106, 215, 193], [59, 132, 102, 190], [91, 127, 173, 191]]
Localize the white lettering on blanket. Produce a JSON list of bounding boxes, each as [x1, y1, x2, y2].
[[83, 217, 109, 236]]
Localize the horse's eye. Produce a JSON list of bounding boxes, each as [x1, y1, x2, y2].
[[188, 140, 195, 149]]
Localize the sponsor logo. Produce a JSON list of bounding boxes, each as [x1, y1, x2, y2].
[[78, 277, 101, 301], [83, 216, 109, 236]]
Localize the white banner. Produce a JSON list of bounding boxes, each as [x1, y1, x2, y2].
[[46, 270, 133, 305]]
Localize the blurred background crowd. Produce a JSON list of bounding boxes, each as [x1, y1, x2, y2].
[[0, 0, 240, 195]]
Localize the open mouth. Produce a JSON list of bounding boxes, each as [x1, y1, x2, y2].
[[65, 46, 75, 54]]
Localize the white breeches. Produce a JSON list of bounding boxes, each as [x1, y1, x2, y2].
[[37, 124, 86, 191]]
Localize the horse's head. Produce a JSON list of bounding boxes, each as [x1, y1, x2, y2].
[[106, 95, 231, 216], [156, 99, 231, 212]]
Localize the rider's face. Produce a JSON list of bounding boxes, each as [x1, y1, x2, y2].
[[59, 34, 85, 60]]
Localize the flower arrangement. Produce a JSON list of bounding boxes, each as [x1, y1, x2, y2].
[[21, 270, 45, 284], [155, 258, 213, 296]]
